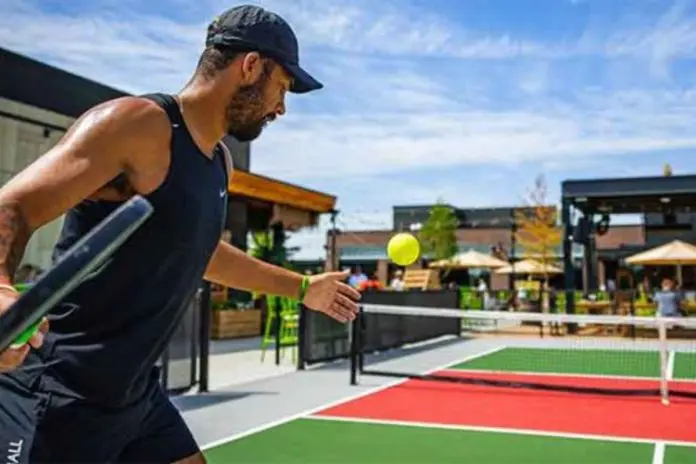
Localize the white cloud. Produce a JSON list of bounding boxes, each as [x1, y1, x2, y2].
[[253, 96, 696, 182], [246, 0, 561, 59], [3, 0, 696, 258], [602, 2, 696, 78], [7, 0, 682, 184]]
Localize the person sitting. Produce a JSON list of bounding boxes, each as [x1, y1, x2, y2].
[[653, 277, 684, 317], [389, 270, 405, 291]]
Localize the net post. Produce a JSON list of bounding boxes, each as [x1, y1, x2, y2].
[[658, 318, 669, 405], [358, 305, 365, 373], [349, 306, 361, 385]]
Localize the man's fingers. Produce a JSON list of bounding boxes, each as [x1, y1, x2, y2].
[[330, 298, 356, 322], [336, 282, 361, 301], [335, 293, 359, 315], [0, 345, 29, 372], [328, 306, 349, 323], [28, 329, 45, 349]]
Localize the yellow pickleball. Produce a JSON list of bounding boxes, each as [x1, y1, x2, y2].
[[387, 232, 420, 266]]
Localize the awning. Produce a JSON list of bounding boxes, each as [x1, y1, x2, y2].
[[229, 170, 336, 214]]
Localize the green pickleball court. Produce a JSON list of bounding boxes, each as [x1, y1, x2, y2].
[[204, 417, 696, 464]]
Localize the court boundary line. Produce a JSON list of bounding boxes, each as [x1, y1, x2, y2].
[[199, 345, 507, 451], [306, 415, 696, 448], [652, 442, 666, 464], [441, 367, 654, 381], [439, 367, 696, 384]]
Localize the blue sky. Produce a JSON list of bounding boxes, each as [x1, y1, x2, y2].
[[2, 0, 696, 259]]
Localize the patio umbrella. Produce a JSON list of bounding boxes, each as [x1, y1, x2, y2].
[[494, 258, 562, 275], [625, 240, 696, 286], [428, 249, 508, 269]]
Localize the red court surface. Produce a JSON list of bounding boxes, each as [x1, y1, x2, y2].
[[316, 371, 696, 443]]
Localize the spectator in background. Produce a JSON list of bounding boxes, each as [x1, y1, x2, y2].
[[476, 278, 487, 294], [359, 273, 382, 292], [348, 266, 368, 289], [389, 269, 405, 291], [476, 278, 490, 310], [606, 278, 616, 298], [654, 277, 684, 317]]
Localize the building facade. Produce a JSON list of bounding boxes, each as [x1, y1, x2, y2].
[[328, 204, 648, 290]]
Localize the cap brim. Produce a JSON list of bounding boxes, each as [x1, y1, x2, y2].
[[282, 62, 323, 94]]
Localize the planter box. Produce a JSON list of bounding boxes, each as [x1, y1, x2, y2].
[[211, 309, 262, 339]]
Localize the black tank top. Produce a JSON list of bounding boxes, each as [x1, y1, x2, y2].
[[9, 94, 229, 406]]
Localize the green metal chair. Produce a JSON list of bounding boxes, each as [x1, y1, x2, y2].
[[260, 295, 300, 362]]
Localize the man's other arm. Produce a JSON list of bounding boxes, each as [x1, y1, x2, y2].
[[203, 240, 304, 299], [204, 241, 360, 322]]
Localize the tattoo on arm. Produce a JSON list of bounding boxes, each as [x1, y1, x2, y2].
[[0, 204, 30, 284]]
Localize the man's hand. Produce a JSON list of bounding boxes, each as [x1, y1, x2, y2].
[[303, 270, 361, 323], [0, 290, 48, 373]]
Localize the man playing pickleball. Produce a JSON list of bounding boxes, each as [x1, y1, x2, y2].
[[0, 5, 360, 463]]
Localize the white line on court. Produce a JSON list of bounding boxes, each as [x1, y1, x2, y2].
[[439, 368, 654, 381], [666, 351, 675, 380], [652, 442, 666, 464], [439, 367, 696, 384], [199, 345, 507, 451], [307, 415, 696, 449]]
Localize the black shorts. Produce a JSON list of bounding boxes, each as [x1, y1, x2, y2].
[[0, 373, 199, 463]]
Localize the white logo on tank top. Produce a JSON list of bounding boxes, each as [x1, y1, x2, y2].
[[6, 439, 23, 464]]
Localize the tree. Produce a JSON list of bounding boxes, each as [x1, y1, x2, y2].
[[419, 199, 459, 263], [249, 224, 299, 267], [247, 225, 300, 301], [514, 174, 562, 285], [663, 163, 673, 176]]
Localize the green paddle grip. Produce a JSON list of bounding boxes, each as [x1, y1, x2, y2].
[[11, 320, 41, 348], [9, 283, 40, 348]]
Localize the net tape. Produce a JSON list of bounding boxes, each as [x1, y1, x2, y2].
[[361, 304, 696, 330]]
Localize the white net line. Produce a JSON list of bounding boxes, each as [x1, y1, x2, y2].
[[361, 304, 696, 329]]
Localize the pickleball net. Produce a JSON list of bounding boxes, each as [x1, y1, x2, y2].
[[349, 304, 696, 404]]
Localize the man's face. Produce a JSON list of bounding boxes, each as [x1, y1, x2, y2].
[[224, 57, 292, 142]]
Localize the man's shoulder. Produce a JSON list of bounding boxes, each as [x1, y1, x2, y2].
[[86, 96, 171, 136], [71, 96, 173, 161]]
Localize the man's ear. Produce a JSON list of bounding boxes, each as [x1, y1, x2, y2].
[[239, 52, 265, 85]]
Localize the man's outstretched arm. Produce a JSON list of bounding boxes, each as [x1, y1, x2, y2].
[[204, 240, 360, 322]]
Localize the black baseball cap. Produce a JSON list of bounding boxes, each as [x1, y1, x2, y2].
[[205, 5, 323, 94]]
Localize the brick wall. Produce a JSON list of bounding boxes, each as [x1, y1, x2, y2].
[[335, 225, 645, 250]]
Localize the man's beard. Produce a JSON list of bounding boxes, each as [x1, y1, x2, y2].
[[224, 77, 274, 142]]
